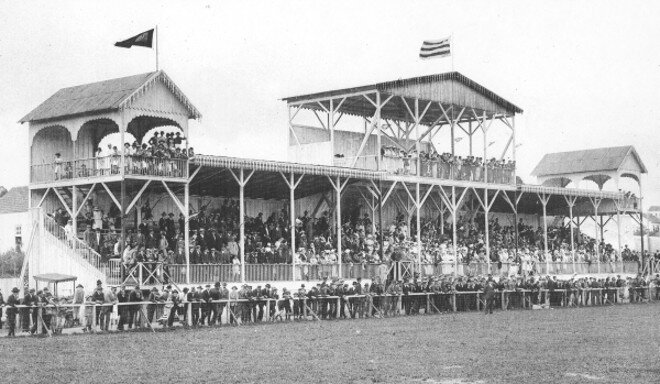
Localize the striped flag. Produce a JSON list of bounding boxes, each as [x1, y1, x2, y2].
[[419, 37, 451, 59]]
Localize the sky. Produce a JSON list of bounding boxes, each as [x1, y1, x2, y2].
[[1, 0, 659, 204]]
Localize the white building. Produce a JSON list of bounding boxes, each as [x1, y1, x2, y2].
[[0, 186, 30, 253]]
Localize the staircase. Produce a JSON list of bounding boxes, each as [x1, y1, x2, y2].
[[54, 185, 92, 214], [25, 208, 107, 290]]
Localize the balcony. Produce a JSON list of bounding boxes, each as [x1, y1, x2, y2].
[[335, 153, 516, 185], [30, 155, 189, 184]]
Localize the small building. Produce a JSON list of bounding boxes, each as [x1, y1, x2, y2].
[[0, 186, 30, 252]]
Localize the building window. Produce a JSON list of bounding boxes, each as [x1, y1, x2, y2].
[[15, 225, 22, 236]]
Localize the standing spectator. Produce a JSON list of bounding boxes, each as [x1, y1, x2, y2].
[[483, 276, 496, 315], [128, 286, 143, 329], [5, 287, 19, 337], [101, 286, 118, 330]]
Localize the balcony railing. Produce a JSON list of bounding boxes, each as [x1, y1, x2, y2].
[[334, 154, 515, 184], [30, 155, 188, 183]]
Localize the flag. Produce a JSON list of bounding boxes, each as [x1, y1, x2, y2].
[[115, 29, 154, 49], [419, 37, 451, 59]]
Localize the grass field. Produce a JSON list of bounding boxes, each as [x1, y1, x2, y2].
[[0, 303, 658, 384]]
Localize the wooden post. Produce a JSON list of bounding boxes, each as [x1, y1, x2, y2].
[[484, 188, 491, 274], [416, 182, 421, 273], [290, 172, 296, 281], [565, 196, 577, 274], [120, 181, 126, 284], [452, 186, 458, 276], [376, 92, 382, 170], [239, 169, 246, 283], [538, 193, 550, 274], [184, 182, 190, 285], [336, 176, 342, 278], [72, 185, 78, 239], [616, 200, 623, 273]]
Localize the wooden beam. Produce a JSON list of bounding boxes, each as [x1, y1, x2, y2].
[[52, 187, 72, 216], [37, 187, 51, 209], [101, 182, 121, 211], [161, 180, 186, 215], [126, 180, 151, 214], [74, 183, 97, 217]]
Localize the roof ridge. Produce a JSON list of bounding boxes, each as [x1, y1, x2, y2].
[[56, 71, 157, 92]]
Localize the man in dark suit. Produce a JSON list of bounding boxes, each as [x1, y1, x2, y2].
[[6, 287, 20, 337], [200, 284, 211, 325], [208, 228, 222, 253], [83, 224, 94, 248], [197, 228, 208, 251], [483, 276, 496, 315], [21, 288, 37, 333], [209, 282, 221, 325]]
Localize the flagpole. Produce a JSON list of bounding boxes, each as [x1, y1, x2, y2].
[[155, 25, 159, 71]]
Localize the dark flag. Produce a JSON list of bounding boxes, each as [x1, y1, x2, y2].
[[115, 29, 154, 49]]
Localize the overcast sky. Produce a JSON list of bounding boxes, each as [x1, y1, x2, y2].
[[1, 1, 659, 203]]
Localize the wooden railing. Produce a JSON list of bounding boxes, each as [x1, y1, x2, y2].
[[30, 155, 188, 183]]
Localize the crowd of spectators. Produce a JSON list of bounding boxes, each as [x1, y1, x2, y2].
[[380, 146, 515, 184], [65, 196, 649, 279], [1, 272, 657, 336], [53, 131, 193, 180]]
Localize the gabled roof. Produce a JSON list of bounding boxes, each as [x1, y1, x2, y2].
[[531, 146, 647, 177], [0, 186, 29, 214], [20, 70, 201, 123], [283, 72, 523, 115]]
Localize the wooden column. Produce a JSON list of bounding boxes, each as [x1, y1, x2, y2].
[[184, 181, 190, 285], [452, 186, 458, 275], [229, 168, 254, 284], [416, 182, 421, 271], [336, 176, 342, 277], [484, 189, 491, 274], [72, 185, 78, 238], [239, 169, 246, 283], [538, 193, 550, 273], [281, 172, 304, 281], [564, 196, 577, 273]]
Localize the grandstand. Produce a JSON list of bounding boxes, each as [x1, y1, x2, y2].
[[17, 70, 649, 291]]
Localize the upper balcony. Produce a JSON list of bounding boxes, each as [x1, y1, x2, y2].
[[284, 72, 521, 187], [19, 70, 202, 188], [30, 154, 189, 185]]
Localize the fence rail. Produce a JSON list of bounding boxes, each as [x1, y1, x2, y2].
[[2, 285, 657, 337]]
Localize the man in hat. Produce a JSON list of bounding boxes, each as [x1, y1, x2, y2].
[[6, 287, 20, 337], [483, 276, 496, 315], [295, 284, 307, 319], [21, 288, 37, 333], [147, 287, 161, 324], [228, 286, 240, 325], [128, 285, 143, 329], [167, 290, 181, 327], [209, 282, 221, 325], [200, 284, 212, 325], [101, 286, 118, 331], [116, 286, 129, 331]]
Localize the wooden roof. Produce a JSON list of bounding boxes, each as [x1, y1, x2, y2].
[[20, 70, 201, 123], [283, 72, 522, 124], [0, 186, 28, 214], [531, 146, 647, 177], [33, 273, 77, 283]]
